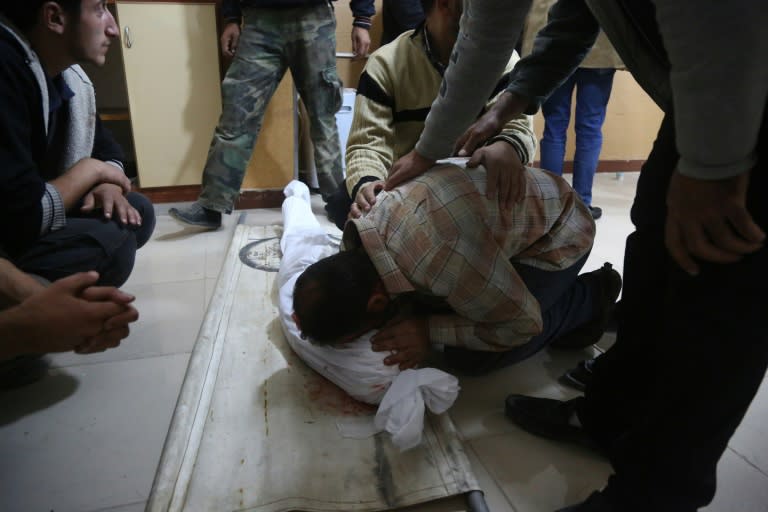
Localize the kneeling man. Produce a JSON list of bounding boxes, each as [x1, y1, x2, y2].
[[294, 161, 619, 373]]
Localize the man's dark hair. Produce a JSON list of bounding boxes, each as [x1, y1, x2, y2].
[[293, 248, 381, 345], [1, 0, 81, 32]]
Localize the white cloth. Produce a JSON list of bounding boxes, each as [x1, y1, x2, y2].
[[277, 180, 460, 451]]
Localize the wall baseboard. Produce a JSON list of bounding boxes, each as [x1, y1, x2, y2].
[[533, 159, 645, 173], [139, 185, 285, 208], [140, 159, 646, 205]]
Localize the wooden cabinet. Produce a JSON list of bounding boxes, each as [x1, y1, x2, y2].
[[90, 0, 297, 200], [115, 1, 223, 188]]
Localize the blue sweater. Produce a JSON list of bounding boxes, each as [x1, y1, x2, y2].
[[221, 0, 375, 28]]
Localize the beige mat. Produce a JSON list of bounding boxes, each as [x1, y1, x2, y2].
[[147, 225, 479, 512]]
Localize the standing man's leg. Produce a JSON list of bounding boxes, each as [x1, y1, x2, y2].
[[572, 67, 615, 217], [170, 8, 288, 228], [540, 73, 577, 176], [582, 112, 768, 511], [288, 2, 344, 200]]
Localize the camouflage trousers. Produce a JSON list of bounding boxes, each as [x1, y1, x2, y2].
[[200, 2, 343, 212]]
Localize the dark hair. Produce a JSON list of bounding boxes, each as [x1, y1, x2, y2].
[[293, 248, 381, 344], [420, 0, 436, 16], [1, 0, 81, 31]]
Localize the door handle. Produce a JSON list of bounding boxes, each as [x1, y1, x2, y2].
[[123, 26, 133, 49]]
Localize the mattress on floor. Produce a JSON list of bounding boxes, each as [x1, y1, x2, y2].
[[147, 225, 479, 512]]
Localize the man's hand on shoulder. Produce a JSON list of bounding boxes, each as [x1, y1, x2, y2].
[[455, 91, 529, 157], [665, 170, 765, 276], [349, 179, 384, 220], [385, 150, 435, 190], [467, 140, 526, 212]]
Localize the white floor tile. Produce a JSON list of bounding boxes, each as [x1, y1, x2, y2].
[[470, 432, 611, 512], [204, 277, 218, 311], [727, 377, 768, 475], [93, 501, 146, 512], [450, 347, 597, 442], [127, 216, 208, 286], [0, 353, 189, 512], [704, 448, 768, 512]]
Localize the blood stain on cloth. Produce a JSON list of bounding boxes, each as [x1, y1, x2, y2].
[[304, 374, 376, 416]]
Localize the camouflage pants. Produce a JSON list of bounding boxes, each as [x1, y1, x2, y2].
[[200, 2, 343, 212]]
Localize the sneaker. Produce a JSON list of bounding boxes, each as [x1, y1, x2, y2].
[[168, 202, 221, 229], [559, 358, 596, 391], [589, 205, 603, 219], [550, 263, 622, 349], [505, 395, 595, 448], [0, 355, 49, 390]]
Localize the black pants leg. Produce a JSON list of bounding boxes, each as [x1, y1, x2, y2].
[[14, 192, 156, 287], [580, 112, 768, 511]]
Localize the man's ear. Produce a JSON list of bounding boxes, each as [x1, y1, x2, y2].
[[42, 1, 69, 35], [366, 280, 390, 313], [291, 312, 302, 330]]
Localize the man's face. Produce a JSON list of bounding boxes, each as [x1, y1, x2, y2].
[[66, 0, 118, 66]]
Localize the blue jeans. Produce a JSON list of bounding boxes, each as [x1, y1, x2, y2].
[[540, 68, 616, 206], [13, 192, 155, 287], [443, 252, 596, 375]]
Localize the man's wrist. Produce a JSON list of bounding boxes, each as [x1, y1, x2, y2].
[[487, 135, 526, 164], [495, 91, 530, 121], [350, 176, 380, 199], [352, 17, 372, 30], [0, 306, 39, 358]]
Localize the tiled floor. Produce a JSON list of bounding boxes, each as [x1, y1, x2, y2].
[[1, 172, 767, 512]]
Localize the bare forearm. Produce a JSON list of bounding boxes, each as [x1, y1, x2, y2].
[[48, 159, 106, 210], [0, 308, 38, 359], [0, 258, 46, 306]]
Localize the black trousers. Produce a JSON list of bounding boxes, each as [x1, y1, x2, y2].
[[580, 111, 768, 511], [14, 192, 156, 288]]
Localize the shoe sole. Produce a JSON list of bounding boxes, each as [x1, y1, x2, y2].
[[168, 210, 221, 229]]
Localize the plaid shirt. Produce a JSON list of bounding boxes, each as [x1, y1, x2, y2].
[[343, 161, 595, 351]]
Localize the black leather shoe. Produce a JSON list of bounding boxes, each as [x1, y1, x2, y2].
[[589, 205, 603, 219], [559, 358, 595, 391], [505, 395, 595, 448], [169, 202, 221, 229], [550, 263, 622, 349], [557, 491, 615, 511]]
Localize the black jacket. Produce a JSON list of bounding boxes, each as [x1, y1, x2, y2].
[[0, 26, 123, 256]]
